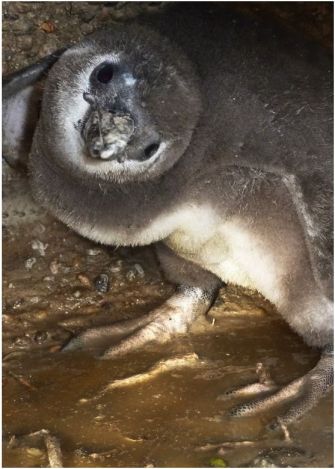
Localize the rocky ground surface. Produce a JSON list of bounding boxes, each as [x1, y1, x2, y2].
[[3, 2, 333, 468]]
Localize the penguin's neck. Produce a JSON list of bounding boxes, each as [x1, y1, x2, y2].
[[31, 151, 194, 246]]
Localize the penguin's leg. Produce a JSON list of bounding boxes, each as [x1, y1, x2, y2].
[[227, 344, 333, 428], [63, 243, 222, 357], [220, 284, 333, 427]]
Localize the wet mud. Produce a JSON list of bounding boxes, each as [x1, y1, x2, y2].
[[3, 2, 333, 468]]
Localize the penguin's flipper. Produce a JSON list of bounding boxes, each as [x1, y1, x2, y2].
[[2, 49, 66, 169]]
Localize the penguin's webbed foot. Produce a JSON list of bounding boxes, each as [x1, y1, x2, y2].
[[63, 286, 213, 358], [222, 346, 333, 427]]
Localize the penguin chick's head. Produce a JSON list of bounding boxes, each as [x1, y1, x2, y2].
[[38, 24, 202, 183]]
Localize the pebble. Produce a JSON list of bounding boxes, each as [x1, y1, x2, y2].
[[25, 257, 37, 270], [43, 276, 54, 282], [87, 248, 102, 256], [126, 264, 145, 280], [13, 336, 31, 347], [34, 330, 48, 344], [80, 23, 95, 35], [39, 20, 56, 33], [134, 263, 145, 277], [250, 456, 278, 468], [32, 239, 48, 256], [30, 296, 40, 304], [73, 290, 82, 298], [32, 310, 48, 320], [26, 447, 44, 457], [77, 274, 92, 288], [94, 274, 110, 293], [49, 260, 60, 274]]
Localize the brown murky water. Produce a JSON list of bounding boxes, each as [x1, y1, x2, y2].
[[3, 169, 333, 468], [3, 2, 333, 467]]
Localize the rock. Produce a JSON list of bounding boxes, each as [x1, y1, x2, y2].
[[94, 274, 110, 293], [25, 257, 37, 270], [87, 248, 102, 256], [77, 274, 92, 288], [80, 23, 95, 35], [49, 260, 60, 275], [34, 331, 48, 344], [127, 264, 145, 280], [39, 20, 56, 33], [249, 456, 278, 468], [32, 239, 48, 256]]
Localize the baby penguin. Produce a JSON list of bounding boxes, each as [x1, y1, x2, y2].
[[3, 4, 333, 431]]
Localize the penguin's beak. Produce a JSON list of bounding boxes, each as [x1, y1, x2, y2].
[[83, 108, 135, 162], [82, 92, 134, 162]]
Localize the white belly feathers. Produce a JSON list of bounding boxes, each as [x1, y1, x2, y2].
[[67, 204, 282, 305]]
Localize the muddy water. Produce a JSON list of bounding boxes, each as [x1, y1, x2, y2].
[[3, 169, 333, 467]]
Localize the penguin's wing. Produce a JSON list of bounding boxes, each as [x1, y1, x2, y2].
[[2, 48, 66, 169]]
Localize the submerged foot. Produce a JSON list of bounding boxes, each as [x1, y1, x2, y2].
[[62, 286, 215, 359], [223, 346, 333, 427]]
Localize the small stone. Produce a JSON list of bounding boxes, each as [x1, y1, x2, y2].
[[32, 239, 48, 256], [80, 23, 94, 35], [73, 290, 81, 298], [49, 260, 60, 274], [13, 299, 24, 309], [39, 20, 56, 33], [109, 263, 122, 273], [134, 263, 145, 277], [25, 257, 37, 270], [126, 269, 136, 281], [43, 276, 54, 282], [94, 274, 109, 293], [87, 248, 102, 256], [33, 310, 48, 320], [250, 456, 278, 468], [26, 447, 44, 457], [74, 447, 89, 457], [30, 296, 40, 304], [8, 283, 14, 289], [77, 274, 92, 288], [14, 336, 30, 347], [34, 330, 48, 344], [126, 265, 145, 280]]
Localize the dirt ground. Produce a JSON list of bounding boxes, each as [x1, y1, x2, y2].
[[2, 2, 333, 468]]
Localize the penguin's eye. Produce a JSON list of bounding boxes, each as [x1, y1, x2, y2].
[[94, 62, 114, 84]]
